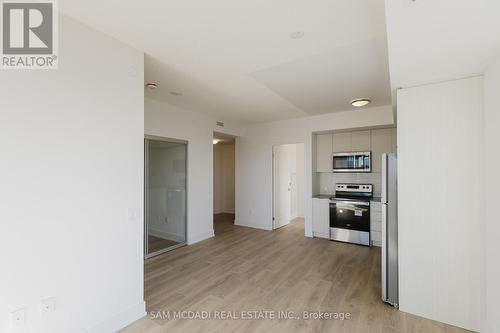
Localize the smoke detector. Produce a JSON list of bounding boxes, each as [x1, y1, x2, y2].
[[290, 31, 304, 39], [145, 82, 158, 90]]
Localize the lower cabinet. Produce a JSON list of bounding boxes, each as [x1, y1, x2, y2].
[[312, 198, 330, 239], [370, 201, 382, 247]]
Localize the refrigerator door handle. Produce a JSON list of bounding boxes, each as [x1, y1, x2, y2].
[[381, 153, 388, 204], [381, 202, 388, 302]]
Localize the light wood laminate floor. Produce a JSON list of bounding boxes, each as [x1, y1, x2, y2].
[[121, 215, 471, 333], [148, 235, 180, 254]]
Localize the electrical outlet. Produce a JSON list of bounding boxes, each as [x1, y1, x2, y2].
[[403, 0, 427, 8], [10, 308, 25, 327], [41, 297, 56, 316], [164, 217, 169, 224]]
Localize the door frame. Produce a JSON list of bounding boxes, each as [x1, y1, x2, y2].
[[272, 143, 305, 230], [212, 131, 237, 221], [144, 135, 188, 259], [272, 145, 278, 229]]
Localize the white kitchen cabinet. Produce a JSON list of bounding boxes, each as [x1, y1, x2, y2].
[[370, 128, 395, 173], [370, 201, 382, 247], [316, 128, 396, 173], [332, 132, 351, 153], [351, 130, 371, 151], [312, 198, 330, 239], [315, 134, 333, 172]]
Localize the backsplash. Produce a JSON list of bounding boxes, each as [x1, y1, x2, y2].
[[318, 172, 382, 197]]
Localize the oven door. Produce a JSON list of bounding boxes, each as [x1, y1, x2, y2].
[[329, 200, 370, 232], [333, 152, 371, 172]]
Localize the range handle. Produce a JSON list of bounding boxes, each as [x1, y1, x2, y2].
[[329, 199, 370, 206]]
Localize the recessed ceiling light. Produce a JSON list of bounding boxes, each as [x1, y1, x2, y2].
[[145, 82, 158, 90], [170, 91, 183, 96], [290, 31, 304, 39], [350, 98, 371, 107], [213, 139, 220, 145]]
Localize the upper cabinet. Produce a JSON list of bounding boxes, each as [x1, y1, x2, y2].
[[331, 130, 371, 153], [316, 134, 333, 172], [371, 128, 396, 173], [332, 132, 351, 153], [315, 128, 396, 173], [350, 130, 371, 151]]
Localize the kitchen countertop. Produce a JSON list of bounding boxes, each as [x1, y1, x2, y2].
[[313, 194, 382, 202]]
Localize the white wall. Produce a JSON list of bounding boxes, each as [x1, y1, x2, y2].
[[483, 57, 500, 333], [282, 143, 305, 219], [397, 77, 483, 331], [294, 144, 305, 218], [273, 143, 304, 226], [236, 106, 394, 235], [145, 98, 242, 244], [213, 143, 235, 214], [0, 16, 145, 333], [296, 144, 306, 217]]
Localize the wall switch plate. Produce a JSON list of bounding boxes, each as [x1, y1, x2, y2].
[[41, 297, 56, 316], [10, 308, 25, 327]]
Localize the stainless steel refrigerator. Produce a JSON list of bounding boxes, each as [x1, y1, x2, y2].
[[381, 153, 398, 308]]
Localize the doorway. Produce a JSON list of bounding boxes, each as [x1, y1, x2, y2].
[[144, 136, 187, 258], [213, 132, 235, 234], [272, 143, 305, 229]]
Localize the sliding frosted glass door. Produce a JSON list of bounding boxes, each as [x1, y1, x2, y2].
[[145, 137, 187, 258]]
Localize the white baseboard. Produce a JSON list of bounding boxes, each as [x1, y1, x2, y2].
[[188, 229, 215, 245], [84, 301, 146, 333], [234, 220, 272, 231]]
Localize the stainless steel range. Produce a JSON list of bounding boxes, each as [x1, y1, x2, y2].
[[329, 183, 372, 246]]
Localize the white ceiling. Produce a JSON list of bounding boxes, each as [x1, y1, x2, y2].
[[385, 0, 500, 91], [61, 0, 391, 124]]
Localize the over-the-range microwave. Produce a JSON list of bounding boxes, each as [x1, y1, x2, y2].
[[332, 151, 371, 173]]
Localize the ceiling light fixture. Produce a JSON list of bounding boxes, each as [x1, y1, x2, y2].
[[145, 82, 158, 90], [290, 31, 304, 39], [350, 98, 371, 107], [170, 91, 183, 96], [213, 139, 220, 145]]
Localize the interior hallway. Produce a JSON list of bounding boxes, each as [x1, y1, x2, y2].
[[122, 217, 470, 333]]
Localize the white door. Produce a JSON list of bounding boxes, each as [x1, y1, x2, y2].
[[273, 145, 292, 229]]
